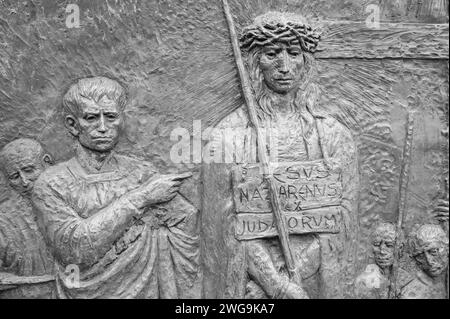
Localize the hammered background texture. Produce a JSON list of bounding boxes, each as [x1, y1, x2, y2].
[[0, 0, 448, 298]]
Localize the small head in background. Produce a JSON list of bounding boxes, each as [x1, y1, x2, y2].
[[371, 222, 401, 270], [409, 224, 449, 278], [0, 139, 52, 197]]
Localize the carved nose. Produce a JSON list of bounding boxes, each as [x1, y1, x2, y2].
[[98, 115, 107, 133], [424, 252, 434, 265], [278, 51, 290, 74], [278, 62, 289, 74], [279, 68, 289, 75], [19, 172, 30, 187]]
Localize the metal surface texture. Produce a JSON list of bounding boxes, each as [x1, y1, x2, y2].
[[0, 0, 448, 299]]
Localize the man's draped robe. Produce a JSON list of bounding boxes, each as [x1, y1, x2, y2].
[[355, 263, 411, 299], [0, 193, 55, 298], [399, 270, 447, 299], [202, 107, 359, 299], [32, 153, 201, 299]]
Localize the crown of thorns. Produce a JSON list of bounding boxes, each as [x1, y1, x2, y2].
[[240, 20, 321, 53]]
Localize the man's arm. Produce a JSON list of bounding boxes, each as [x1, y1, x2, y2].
[[0, 272, 54, 290], [32, 172, 189, 269], [32, 180, 143, 269]]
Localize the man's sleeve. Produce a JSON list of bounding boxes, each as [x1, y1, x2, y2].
[[32, 176, 142, 269]]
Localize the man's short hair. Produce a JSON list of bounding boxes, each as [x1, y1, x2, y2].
[[409, 224, 448, 256], [372, 221, 403, 243], [0, 139, 45, 170], [373, 222, 396, 236], [62, 77, 127, 117]]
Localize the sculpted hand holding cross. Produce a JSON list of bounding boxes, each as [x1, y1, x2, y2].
[[208, 12, 359, 299]]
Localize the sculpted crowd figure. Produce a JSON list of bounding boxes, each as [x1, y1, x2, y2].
[[0, 139, 55, 298], [399, 224, 449, 299], [356, 210, 449, 299], [355, 222, 409, 299]]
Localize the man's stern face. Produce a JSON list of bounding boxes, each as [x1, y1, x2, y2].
[[73, 97, 123, 153]]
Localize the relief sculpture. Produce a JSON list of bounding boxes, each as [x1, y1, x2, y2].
[[0, 0, 448, 300], [203, 11, 359, 299], [355, 222, 407, 299], [0, 139, 55, 298], [31, 77, 201, 299], [399, 224, 449, 299]]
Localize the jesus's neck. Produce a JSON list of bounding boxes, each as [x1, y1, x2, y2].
[[270, 91, 296, 114]]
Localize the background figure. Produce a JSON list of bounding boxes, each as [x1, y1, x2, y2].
[[32, 77, 201, 299], [399, 224, 448, 299], [0, 139, 55, 299], [354, 222, 409, 299]]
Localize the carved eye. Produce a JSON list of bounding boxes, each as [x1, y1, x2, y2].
[[372, 241, 381, 247], [428, 248, 439, 256], [22, 166, 35, 173], [9, 173, 19, 181], [288, 49, 301, 57], [265, 51, 277, 59], [84, 114, 99, 122], [105, 113, 119, 121]]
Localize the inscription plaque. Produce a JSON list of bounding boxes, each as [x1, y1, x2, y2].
[[232, 160, 343, 239], [235, 207, 341, 240]]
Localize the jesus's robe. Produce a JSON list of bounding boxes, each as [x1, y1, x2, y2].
[[202, 107, 359, 299]]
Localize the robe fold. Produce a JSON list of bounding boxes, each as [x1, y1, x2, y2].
[[202, 107, 359, 299], [0, 193, 55, 299], [32, 153, 201, 299]]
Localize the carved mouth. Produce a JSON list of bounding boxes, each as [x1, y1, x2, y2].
[[93, 137, 113, 142], [274, 78, 293, 84]]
